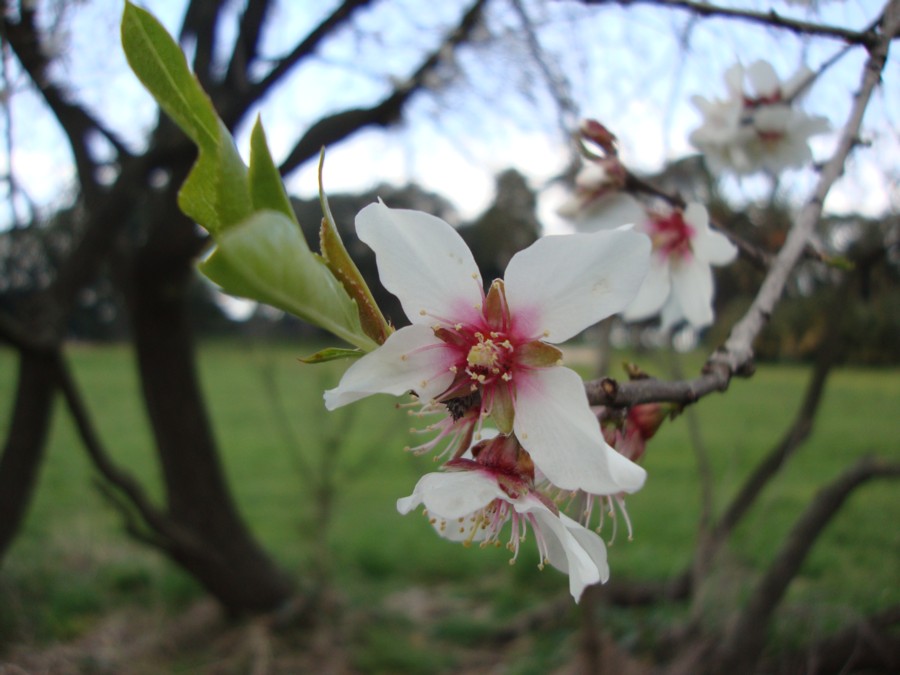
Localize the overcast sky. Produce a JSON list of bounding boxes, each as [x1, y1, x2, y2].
[[2, 0, 896, 231]]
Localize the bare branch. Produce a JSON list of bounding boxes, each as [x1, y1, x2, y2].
[[579, 0, 881, 46], [785, 603, 900, 674], [224, 0, 273, 92], [1, 5, 130, 198], [54, 352, 209, 560], [234, 0, 373, 121], [716, 456, 900, 672], [510, 0, 580, 134], [0, 349, 58, 557], [585, 0, 900, 408], [711, 284, 847, 544], [278, 0, 488, 175], [179, 0, 228, 89]]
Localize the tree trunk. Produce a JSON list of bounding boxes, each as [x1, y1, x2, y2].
[[125, 190, 293, 612], [0, 350, 58, 557]]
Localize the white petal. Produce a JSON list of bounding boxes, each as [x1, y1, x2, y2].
[[723, 63, 745, 98], [560, 512, 610, 585], [623, 259, 671, 322], [504, 229, 651, 343], [356, 202, 484, 326], [683, 202, 709, 232], [521, 503, 603, 601], [693, 228, 737, 266], [670, 259, 714, 329], [575, 193, 647, 233], [746, 60, 780, 98], [397, 470, 503, 519], [659, 294, 685, 332], [512, 367, 647, 494], [324, 324, 455, 409]]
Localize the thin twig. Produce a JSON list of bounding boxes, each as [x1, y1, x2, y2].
[[54, 351, 209, 560], [580, 0, 880, 46]]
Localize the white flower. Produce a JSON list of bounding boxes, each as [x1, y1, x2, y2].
[[397, 434, 609, 602], [557, 158, 627, 218], [578, 194, 737, 329], [325, 201, 651, 496], [690, 60, 830, 175]]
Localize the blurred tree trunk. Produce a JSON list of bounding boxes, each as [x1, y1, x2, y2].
[[0, 350, 57, 555], [123, 182, 294, 610], [0, 0, 487, 613]]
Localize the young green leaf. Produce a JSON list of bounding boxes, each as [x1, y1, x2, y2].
[[248, 118, 297, 222], [121, 2, 218, 150], [200, 210, 378, 352], [122, 2, 251, 234]]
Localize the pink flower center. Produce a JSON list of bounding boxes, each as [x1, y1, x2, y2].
[[742, 91, 787, 144], [742, 92, 783, 108], [465, 331, 515, 385], [649, 211, 695, 262]]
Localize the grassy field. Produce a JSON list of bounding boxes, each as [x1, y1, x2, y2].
[[0, 339, 898, 670]]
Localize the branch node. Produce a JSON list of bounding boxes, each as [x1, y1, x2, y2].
[[600, 377, 619, 399]]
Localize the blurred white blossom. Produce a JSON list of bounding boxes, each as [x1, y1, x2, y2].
[[689, 60, 830, 175], [578, 194, 737, 329]]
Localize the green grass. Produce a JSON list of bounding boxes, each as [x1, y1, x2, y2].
[[0, 340, 898, 661]]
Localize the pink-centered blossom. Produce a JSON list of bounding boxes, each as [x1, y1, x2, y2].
[[325, 201, 651, 495], [577, 194, 737, 329], [397, 433, 609, 602], [690, 60, 830, 175]]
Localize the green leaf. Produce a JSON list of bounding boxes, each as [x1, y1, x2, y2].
[[248, 118, 297, 222], [176, 120, 252, 232], [122, 2, 251, 234], [298, 347, 365, 364], [200, 210, 378, 352], [122, 4, 381, 351], [121, 2, 218, 150]]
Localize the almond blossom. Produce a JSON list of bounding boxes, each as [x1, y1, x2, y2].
[[689, 60, 830, 175], [397, 433, 609, 602], [576, 194, 737, 329], [325, 201, 651, 496]]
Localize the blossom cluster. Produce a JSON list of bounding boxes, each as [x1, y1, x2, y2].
[[325, 201, 654, 600], [689, 60, 829, 176]]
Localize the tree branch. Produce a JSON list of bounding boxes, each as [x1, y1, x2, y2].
[[224, 0, 273, 93], [0, 349, 58, 557], [232, 0, 373, 123], [584, 0, 900, 408], [54, 352, 209, 560], [1, 6, 130, 198], [179, 0, 228, 89], [715, 456, 900, 672], [580, 0, 881, 46], [785, 603, 900, 674], [278, 0, 488, 175]]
